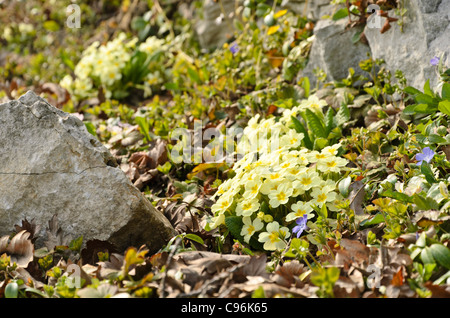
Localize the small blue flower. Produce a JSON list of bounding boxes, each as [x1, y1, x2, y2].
[[230, 43, 239, 55], [430, 56, 440, 66], [292, 214, 308, 238], [416, 147, 435, 166]]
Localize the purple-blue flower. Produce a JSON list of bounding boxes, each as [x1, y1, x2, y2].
[[292, 214, 308, 238], [430, 56, 440, 66], [230, 43, 239, 55], [416, 147, 435, 166]]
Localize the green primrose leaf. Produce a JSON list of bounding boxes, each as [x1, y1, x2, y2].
[[429, 244, 450, 269], [305, 109, 327, 139], [291, 116, 313, 150]]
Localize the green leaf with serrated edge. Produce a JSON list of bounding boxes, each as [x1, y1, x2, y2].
[[305, 109, 327, 138], [325, 107, 335, 135], [291, 116, 313, 150], [429, 244, 450, 269], [335, 103, 350, 126]]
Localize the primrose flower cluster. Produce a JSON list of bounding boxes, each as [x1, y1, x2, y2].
[[209, 96, 348, 251], [60, 34, 166, 100]]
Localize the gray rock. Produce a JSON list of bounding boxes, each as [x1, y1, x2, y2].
[[364, 0, 450, 89], [0, 91, 176, 253], [195, 0, 237, 50], [282, 0, 337, 21], [302, 18, 371, 85]]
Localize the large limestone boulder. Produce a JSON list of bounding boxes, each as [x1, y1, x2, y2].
[[302, 18, 371, 85], [0, 91, 176, 253], [281, 0, 336, 21], [365, 0, 450, 89]]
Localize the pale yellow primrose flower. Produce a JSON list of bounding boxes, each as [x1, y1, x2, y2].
[[258, 221, 290, 251], [241, 217, 264, 243], [236, 198, 260, 217], [311, 185, 337, 207], [286, 201, 313, 222], [211, 194, 233, 214], [209, 213, 225, 229], [316, 156, 347, 173], [293, 169, 321, 192], [268, 182, 293, 208], [280, 129, 304, 149], [298, 95, 328, 112], [243, 179, 262, 200]]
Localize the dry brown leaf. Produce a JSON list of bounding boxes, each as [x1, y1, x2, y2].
[[390, 267, 404, 286], [273, 260, 307, 288], [335, 239, 371, 269], [45, 214, 72, 251], [148, 139, 168, 168], [14, 218, 41, 243], [5, 230, 34, 268], [334, 277, 361, 298], [0, 236, 9, 254], [424, 282, 450, 298], [128, 152, 153, 170]]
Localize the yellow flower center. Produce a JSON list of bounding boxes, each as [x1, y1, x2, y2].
[[282, 162, 291, 169], [326, 161, 337, 167], [301, 177, 312, 186], [269, 232, 279, 243], [243, 202, 253, 211], [247, 225, 255, 235], [315, 154, 326, 160], [220, 200, 229, 209], [276, 192, 286, 201], [270, 173, 280, 180], [317, 193, 327, 203]]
